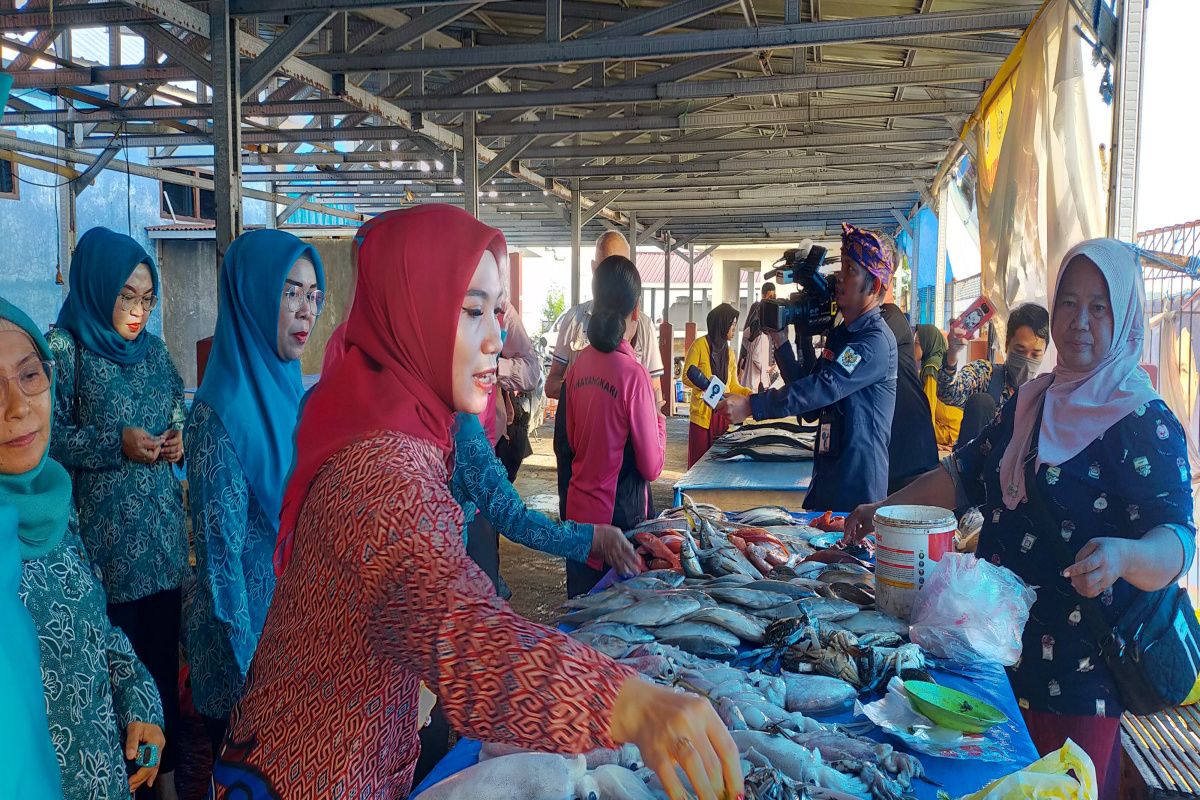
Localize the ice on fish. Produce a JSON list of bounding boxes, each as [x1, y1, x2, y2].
[[590, 764, 660, 800], [420, 753, 588, 800], [781, 673, 857, 714]]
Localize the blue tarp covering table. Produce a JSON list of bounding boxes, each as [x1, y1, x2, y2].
[[410, 659, 1038, 799], [674, 447, 813, 507]]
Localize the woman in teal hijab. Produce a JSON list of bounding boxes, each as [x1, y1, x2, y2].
[[0, 296, 165, 799], [185, 229, 325, 754], [0, 499, 60, 799], [47, 227, 186, 795]]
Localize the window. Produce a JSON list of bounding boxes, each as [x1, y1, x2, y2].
[[0, 158, 18, 201], [160, 168, 215, 222]]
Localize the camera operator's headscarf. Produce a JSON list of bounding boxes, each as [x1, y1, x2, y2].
[[841, 222, 895, 286], [706, 303, 739, 381]]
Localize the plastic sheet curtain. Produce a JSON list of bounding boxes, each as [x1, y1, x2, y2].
[[973, 0, 1109, 342]]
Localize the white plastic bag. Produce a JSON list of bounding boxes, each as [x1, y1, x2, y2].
[[908, 552, 1036, 666]]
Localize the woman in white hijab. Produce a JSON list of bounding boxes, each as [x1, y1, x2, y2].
[[845, 239, 1195, 800]]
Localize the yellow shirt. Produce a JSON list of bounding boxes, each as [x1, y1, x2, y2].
[[683, 336, 752, 429], [923, 373, 963, 447]]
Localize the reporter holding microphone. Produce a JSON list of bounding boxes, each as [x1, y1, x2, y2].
[[683, 303, 752, 468]]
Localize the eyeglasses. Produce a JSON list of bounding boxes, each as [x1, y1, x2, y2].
[[0, 360, 53, 404], [117, 293, 159, 313], [284, 287, 325, 316]]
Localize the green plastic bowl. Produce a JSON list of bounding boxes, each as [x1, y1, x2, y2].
[[904, 681, 1008, 733]]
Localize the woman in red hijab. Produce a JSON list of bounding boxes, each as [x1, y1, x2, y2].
[[213, 206, 741, 800]]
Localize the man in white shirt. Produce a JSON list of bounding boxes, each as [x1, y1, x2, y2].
[[546, 231, 665, 525]]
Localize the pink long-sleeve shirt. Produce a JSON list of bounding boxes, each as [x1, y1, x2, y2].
[[565, 340, 666, 538]]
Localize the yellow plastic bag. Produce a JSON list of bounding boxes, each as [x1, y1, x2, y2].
[[957, 739, 1097, 800]]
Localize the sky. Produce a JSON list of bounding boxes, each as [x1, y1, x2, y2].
[[1135, 0, 1200, 232]]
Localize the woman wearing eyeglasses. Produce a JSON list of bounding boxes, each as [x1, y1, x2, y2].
[[1, 296, 166, 800], [45, 227, 185, 799], [184, 230, 325, 759]]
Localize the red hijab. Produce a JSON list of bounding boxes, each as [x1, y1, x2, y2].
[[274, 205, 507, 574]]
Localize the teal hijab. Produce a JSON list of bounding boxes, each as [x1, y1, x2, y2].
[[0, 298, 72, 560], [0, 503, 62, 798], [194, 230, 325, 526], [55, 227, 158, 366]]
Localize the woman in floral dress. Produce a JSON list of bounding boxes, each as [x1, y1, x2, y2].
[[0, 296, 165, 799], [46, 227, 186, 797]]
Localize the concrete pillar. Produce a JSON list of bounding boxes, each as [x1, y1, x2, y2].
[[685, 243, 697, 353], [935, 187, 949, 329]]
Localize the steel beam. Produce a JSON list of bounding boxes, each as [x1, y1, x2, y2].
[[71, 141, 122, 192], [276, 192, 314, 225], [241, 12, 333, 100], [309, 8, 1035, 71], [547, 150, 942, 178], [637, 218, 669, 245], [230, 0, 507, 13], [523, 127, 955, 159], [477, 134, 536, 184], [464, 111, 478, 216], [9, 65, 194, 89], [132, 24, 212, 83], [210, 0, 244, 259], [580, 167, 938, 191], [570, 181, 582, 306], [579, 190, 624, 225], [546, 0, 561, 42], [475, 97, 978, 136], [0, 4, 155, 30]]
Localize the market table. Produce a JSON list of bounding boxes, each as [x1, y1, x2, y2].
[[409, 658, 1039, 799], [673, 447, 813, 508]]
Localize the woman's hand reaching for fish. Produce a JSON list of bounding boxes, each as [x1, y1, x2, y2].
[[609, 677, 744, 800], [591, 525, 644, 578], [841, 502, 881, 545]]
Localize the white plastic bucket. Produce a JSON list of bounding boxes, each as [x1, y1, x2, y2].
[[874, 504, 957, 620]]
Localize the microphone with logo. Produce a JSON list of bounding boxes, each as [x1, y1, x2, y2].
[[686, 365, 727, 410]]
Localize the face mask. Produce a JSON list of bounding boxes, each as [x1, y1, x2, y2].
[[1004, 351, 1042, 386]]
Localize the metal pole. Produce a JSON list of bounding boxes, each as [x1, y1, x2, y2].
[[464, 111, 478, 217], [628, 210, 638, 248], [1108, 0, 1145, 241], [911, 208, 922, 324], [211, 0, 244, 263], [688, 242, 695, 323], [934, 187, 949, 329], [570, 179, 581, 307]]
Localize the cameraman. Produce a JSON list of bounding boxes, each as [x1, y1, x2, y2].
[[720, 223, 898, 511]]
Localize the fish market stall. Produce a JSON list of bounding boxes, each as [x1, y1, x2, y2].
[[412, 503, 1040, 800], [674, 422, 815, 508]]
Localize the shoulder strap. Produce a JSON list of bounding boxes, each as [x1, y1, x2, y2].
[[1022, 402, 1119, 653], [987, 362, 1007, 403]]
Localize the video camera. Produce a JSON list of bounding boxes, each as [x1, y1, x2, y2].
[[761, 240, 837, 337]]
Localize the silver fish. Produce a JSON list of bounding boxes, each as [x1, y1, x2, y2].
[[733, 506, 800, 526], [839, 611, 909, 638], [684, 606, 767, 644], [797, 597, 860, 622], [656, 635, 738, 661], [572, 622, 656, 644], [590, 764, 658, 800], [707, 587, 793, 610], [739, 579, 820, 601], [652, 621, 742, 648], [596, 594, 703, 627], [781, 672, 857, 714], [571, 632, 634, 659], [615, 653, 678, 680], [731, 731, 868, 797], [626, 570, 686, 588]]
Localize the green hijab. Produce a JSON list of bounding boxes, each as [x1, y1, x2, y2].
[[0, 297, 72, 560], [916, 324, 948, 380]]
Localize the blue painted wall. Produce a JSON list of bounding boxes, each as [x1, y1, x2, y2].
[[2, 123, 271, 338]]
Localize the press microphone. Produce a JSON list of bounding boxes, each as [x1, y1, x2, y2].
[[687, 365, 726, 409]]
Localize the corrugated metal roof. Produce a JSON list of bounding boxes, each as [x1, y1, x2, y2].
[[636, 251, 714, 285]]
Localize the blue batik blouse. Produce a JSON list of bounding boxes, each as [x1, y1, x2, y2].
[[46, 328, 187, 604], [451, 413, 593, 563], [184, 401, 279, 718], [20, 518, 164, 799]]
